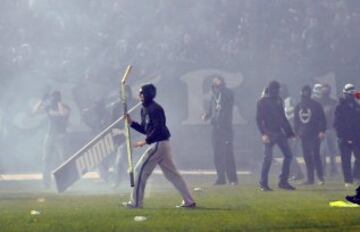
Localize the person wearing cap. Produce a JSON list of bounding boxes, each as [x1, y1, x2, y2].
[[294, 85, 327, 185], [334, 83, 360, 187], [202, 75, 238, 186], [256, 81, 296, 191], [122, 84, 196, 208], [312, 83, 339, 177]]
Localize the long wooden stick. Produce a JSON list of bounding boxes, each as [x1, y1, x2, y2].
[[121, 65, 135, 187]]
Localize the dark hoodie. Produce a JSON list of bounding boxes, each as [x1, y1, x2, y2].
[[294, 87, 327, 137], [334, 96, 360, 142], [256, 81, 294, 137], [131, 85, 170, 144]]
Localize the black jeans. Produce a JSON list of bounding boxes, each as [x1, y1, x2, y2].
[[212, 127, 238, 183], [301, 135, 323, 183], [338, 140, 360, 183], [260, 134, 292, 186]]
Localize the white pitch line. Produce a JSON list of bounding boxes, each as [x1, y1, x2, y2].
[[274, 156, 342, 164], [0, 170, 251, 181]]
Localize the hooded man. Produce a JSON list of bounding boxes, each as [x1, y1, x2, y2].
[[294, 85, 326, 185], [122, 84, 196, 208], [256, 81, 296, 191], [334, 83, 360, 187]]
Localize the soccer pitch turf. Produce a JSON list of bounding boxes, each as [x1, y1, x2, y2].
[[1, 175, 360, 232]]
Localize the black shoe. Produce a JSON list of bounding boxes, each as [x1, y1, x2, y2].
[[346, 195, 360, 205], [278, 182, 296, 190], [214, 180, 226, 185], [260, 185, 273, 192]]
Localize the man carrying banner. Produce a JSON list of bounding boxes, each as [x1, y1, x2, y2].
[[122, 83, 196, 208]]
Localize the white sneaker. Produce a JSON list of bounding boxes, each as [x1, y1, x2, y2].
[[345, 183, 353, 188], [176, 200, 196, 208], [318, 181, 325, 186], [122, 201, 141, 209]]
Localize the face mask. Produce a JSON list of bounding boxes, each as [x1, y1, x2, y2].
[[268, 88, 279, 97], [301, 91, 312, 99]]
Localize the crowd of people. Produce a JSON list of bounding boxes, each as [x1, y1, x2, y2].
[[256, 81, 360, 191], [202, 74, 360, 192], [1, 0, 360, 91]]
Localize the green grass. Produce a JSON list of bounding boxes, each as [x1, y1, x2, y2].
[[1, 177, 360, 232]]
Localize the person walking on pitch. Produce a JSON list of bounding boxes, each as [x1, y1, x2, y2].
[[122, 83, 196, 209]]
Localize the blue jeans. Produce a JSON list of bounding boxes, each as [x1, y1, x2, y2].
[[260, 134, 293, 186]]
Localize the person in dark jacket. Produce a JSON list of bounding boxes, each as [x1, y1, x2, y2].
[[334, 83, 360, 187], [294, 85, 326, 185], [33, 91, 70, 189], [345, 88, 360, 203], [122, 84, 196, 208], [256, 81, 296, 191], [202, 75, 238, 185]]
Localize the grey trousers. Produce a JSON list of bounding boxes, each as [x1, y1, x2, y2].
[[43, 133, 65, 187], [130, 140, 194, 208]]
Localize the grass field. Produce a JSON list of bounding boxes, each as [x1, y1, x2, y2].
[[1, 175, 360, 232]]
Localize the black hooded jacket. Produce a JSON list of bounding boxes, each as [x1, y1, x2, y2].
[[294, 97, 327, 137], [334, 97, 360, 142], [131, 100, 171, 144], [256, 94, 294, 138]]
